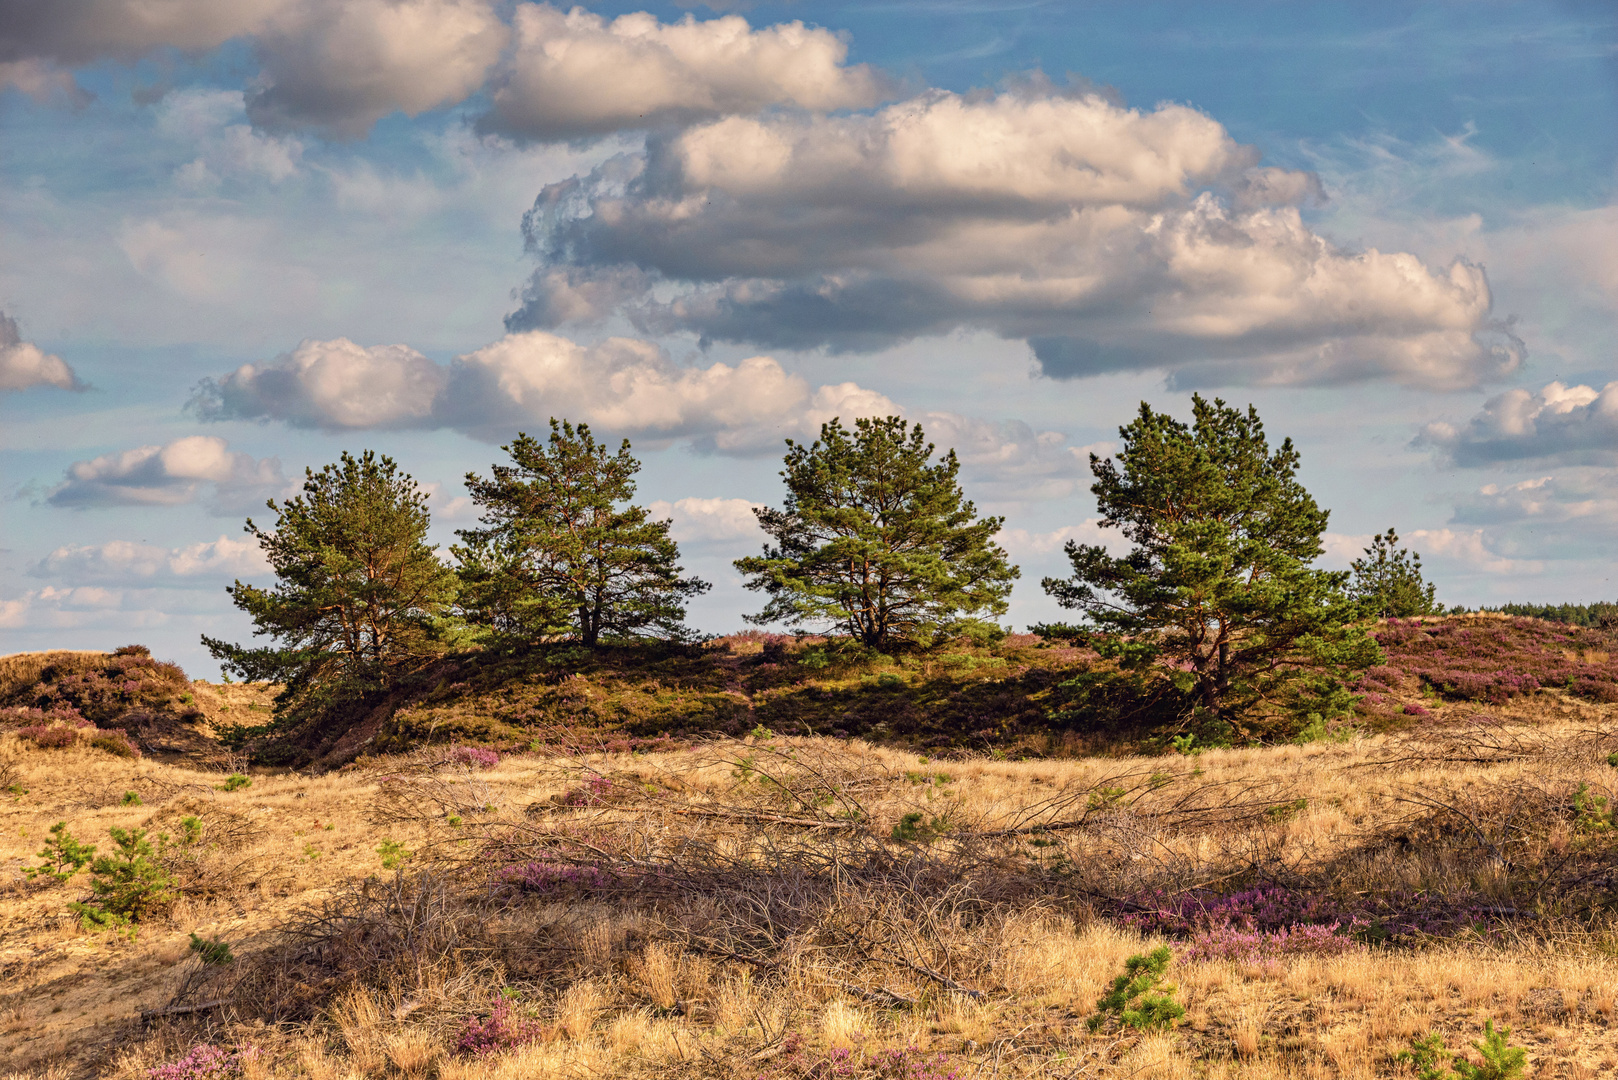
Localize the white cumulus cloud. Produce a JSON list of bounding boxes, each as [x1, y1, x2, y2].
[[479, 4, 888, 142], [647, 496, 765, 543], [192, 329, 901, 450], [246, 0, 508, 138], [995, 520, 1131, 558], [192, 337, 446, 429], [510, 86, 1519, 389], [157, 89, 304, 185], [32, 535, 270, 582], [1417, 381, 1618, 465], [0, 310, 83, 392], [47, 435, 286, 510]]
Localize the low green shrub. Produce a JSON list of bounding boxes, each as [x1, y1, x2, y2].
[[376, 839, 412, 870], [1396, 1021, 1527, 1080], [1088, 946, 1184, 1032], [188, 932, 234, 966], [26, 821, 96, 881], [219, 773, 251, 792], [70, 827, 175, 937]]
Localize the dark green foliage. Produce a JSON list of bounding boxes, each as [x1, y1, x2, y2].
[[1487, 600, 1618, 628], [1457, 1021, 1528, 1080], [1397, 1033, 1456, 1080], [26, 821, 95, 881], [1572, 783, 1612, 832], [889, 811, 949, 843], [1042, 396, 1380, 737], [71, 827, 176, 932], [188, 932, 235, 966], [1087, 946, 1184, 1032], [377, 838, 412, 869], [456, 420, 709, 647], [736, 416, 1018, 648], [1397, 1022, 1527, 1080], [120, 790, 142, 806], [1350, 528, 1439, 618], [203, 450, 457, 720]]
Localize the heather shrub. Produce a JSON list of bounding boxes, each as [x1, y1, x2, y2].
[[3, 644, 196, 727], [448, 745, 499, 769], [1183, 921, 1359, 963], [498, 860, 611, 897], [1372, 617, 1618, 706], [454, 997, 549, 1057], [19, 724, 79, 749], [559, 775, 615, 806], [1088, 946, 1184, 1032], [90, 729, 141, 758], [1121, 886, 1351, 936], [147, 1043, 257, 1080]]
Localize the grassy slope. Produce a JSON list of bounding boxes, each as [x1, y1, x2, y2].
[[2, 690, 1616, 1078], [4, 617, 1618, 1078], [370, 616, 1618, 761]]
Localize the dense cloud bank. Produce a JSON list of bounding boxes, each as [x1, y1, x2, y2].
[[508, 87, 1522, 389], [479, 5, 887, 141], [0, 1, 883, 139]]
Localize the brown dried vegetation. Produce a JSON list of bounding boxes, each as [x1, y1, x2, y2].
[[2, 668, 1617, 1079]]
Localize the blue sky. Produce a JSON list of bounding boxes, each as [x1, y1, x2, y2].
[[3, 0, 1616, 675]]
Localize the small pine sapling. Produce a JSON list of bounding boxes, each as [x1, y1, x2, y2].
[[377, 838, 412, 870], [1088, 946, 1185, 1032], [1454, 1021, 1527, 1080], [219, 773, 251, 792], [1396, 1033, 1455, 1080], [1396, 1022, 1527, 1080], [26, 821, 96, 881], [188, 932, 234, 966], [70, 827, 176, 935]]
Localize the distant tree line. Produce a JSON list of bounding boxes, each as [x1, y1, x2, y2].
[[1481, 601, 1618, 628], [206, 400, 1449, 740]]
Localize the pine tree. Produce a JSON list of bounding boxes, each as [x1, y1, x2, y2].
[[735, 416, 1018, 648], [203, 450, 455, 712], [1041, 396, 1379, 735], [455, 419, 708, 646], [1350, 527, 1440, 618]]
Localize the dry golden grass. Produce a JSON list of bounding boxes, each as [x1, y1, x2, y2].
[[1, 687, 1615, 1078]]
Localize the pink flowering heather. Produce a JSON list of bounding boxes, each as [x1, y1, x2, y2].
[[448, 746, 500, 769], [147, 1044, 257, 1080], [498, 860, 611, 896], [1368, 617, 1618, 707], [455, 998, 549, 1057], [17, 724, 79, 749], [1183, 921, 1361, 963], [559, 775, 615, 806]]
